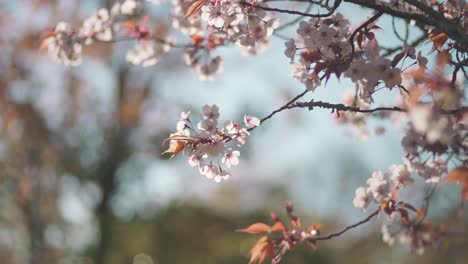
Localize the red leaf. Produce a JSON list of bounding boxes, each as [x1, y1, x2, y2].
[[415, 207, 426, 222], [161, 135, 193, 158], [391, 187, 399, 201], [356, 32, 363, 49], [248, 236, 274, 264], [366, 32, 375, 40], [428, 32, 448, 49], [237, 223, 271, 234], [270, 221, 285, 233]]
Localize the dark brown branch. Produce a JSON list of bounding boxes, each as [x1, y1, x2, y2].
[[402, 0, 444, 21], [275, 3, 313, 31], [293, 100, 406, 113], [241, 0, 342, 19], [312, 208, 380, 241], [343, 0, 468, 45], [250, 96, 464, 134], [290, 100, 464, 115]]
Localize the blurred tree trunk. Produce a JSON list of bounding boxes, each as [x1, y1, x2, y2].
[[94, 67, 130, 264]]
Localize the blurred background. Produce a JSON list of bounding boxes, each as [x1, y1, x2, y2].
[[0, 0, 466, 263]]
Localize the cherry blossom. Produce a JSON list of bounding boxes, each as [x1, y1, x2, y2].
[[244, 115, 260, 128], [352, 186, 371, 210], [163, 104, 261, 182], [45, 22, 84, 66], [389, 164, 413, 187]]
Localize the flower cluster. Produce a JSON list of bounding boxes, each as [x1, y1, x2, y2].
[[353, 163, 451, 254], [201, 1, 279, 52], [286, 13, 352, 91], [45, 22, 84, 66], [126, 39, 172, 67], [43, 0, 179, 68], [353, 162, 415, 210], [184, 47, 224, 80], [163, 105, 260, 182], [400, 104, 466, 182], [175, 0, 279, 79]]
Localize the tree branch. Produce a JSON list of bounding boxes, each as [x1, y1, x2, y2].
[[293, 100, 406, 113], [343, 0, 468, 45], [241, 0, 342, 19], [312, 208, 380, 241]]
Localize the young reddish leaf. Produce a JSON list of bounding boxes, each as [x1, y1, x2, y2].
[[161, 135, 192, 158], [161, 140, 189, 158], [291, 217, 301, 228], [184, 0, 208, 18], [314, 62, 326, 75], [445, 167, 468, 202], [248, 236, 274, 264], [324, 68, 333, 83], [191, 34, 204, 45], [415, 207, 427, 223], [436, 51, 450, 72], [391, 186, 399, 201], [391, 52, 405, 68], [237, 223, 271, 234], [163, 135, 193, 143], [406, 85, 424, 106], [428, 32, 448, 49], [300, 50, 322, 63], [270, 221, 285, 233], [366, 31, 375, 40], [356, 32, 363, 49], [38, 29, 56, 52]]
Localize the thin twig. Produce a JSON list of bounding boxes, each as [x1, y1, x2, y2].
[[312, 208, 380, 241], [241, 0, 341, 19]]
